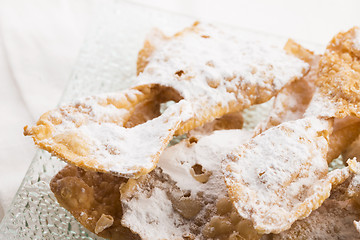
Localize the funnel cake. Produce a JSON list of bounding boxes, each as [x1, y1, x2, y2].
[[24, 22, 308, 178]]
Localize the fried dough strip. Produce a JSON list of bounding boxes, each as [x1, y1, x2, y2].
[[24, 85, 189, 178], [306, 27, 360, 118], [135, 22, 308, 135], [268, 159, 360, 239], [50, 165, 140, 240], [24, 22, 308, 178], [223, 117, 352, 234], [311, 27, 360, 163], [256, 38, 360, 164], [255, 40, 318, 135]]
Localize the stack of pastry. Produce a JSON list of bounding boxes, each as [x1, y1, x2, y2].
[[25, 22, 360, 239]]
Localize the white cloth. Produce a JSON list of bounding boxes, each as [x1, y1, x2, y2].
[[0, 0, 359, 221], [0, 0, 100, 220]]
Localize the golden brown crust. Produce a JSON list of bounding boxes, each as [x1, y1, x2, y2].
[[284, 39, 316, 63], [175, 99, 242, 136], [327, 117, 360, 163], [316, 27, 360, 118], [50, 165, 140, 240], [24, 85, 183, 178]]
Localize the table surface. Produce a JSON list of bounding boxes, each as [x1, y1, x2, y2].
[[0, 0, 359, 221]]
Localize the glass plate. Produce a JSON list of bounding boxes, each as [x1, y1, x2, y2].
[[0, 0, 322, 239]]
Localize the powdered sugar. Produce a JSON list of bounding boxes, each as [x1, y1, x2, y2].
[[137, 23, 308, 114], [29, 22, 308, 178], [304, 90, 337, 118], [223, 117, 333, 233], [121, 129, 253, 240], [122, 187, 190, 239], [46, 99, 193, 177], [158, 129, 252, 196]]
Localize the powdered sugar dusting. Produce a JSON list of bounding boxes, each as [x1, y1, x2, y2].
[[29, 22, 308, 178], [137, 23, 308, 114], [158, 129, 253, 196], [122, 187, 189, 239], [122, 130, 253, 240], [304, 90, 337, 118], [46, 99, 193, 177], [223, 117, 332, 233]]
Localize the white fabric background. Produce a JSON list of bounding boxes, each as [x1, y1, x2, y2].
[[0, 0, 359, 221]]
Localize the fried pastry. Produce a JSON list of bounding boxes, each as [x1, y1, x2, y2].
[[50, 114, 248, 239], [136, 28, 167, 75], [343, 134, 360, 163], [223, 27, 360, 235], [327, 117, 360, 163], [266, 198, 360, 239], [306, 27, 360, 118], [120, 130, 261, 240], [267, 159, 360, 239], [24, 22, 308, 178], [310, 27, 360, 163], [255, 40, 319, 135], [223, 116, 353, 234], [255, 38, 360, 164], [25, 94, 190, 178], [50, 164, 139, 240], [189, 111, 244, 136]]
